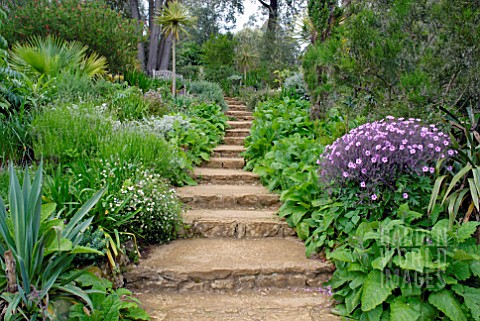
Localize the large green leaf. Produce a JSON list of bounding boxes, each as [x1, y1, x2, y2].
[[428, 290, 467, 321], [361, 270, 395, 311], [452, 284, 480, 321], [390, 298, 419, 321], [345, 287, 362, 314]]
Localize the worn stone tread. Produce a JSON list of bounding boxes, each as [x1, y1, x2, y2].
[[180, 209, 295, 239], [135, 289, 339, 321], [201, 157, 245, 169], [194, 168, 259, 185], [226, 121, 253, 129], [126, 239, 333, 292], [176, 184, 279, 209]]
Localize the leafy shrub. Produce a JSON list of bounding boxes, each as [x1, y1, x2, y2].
[[327, 214, 480, 321], [283, 72, 308, 99], [304, 117, 453, 254], [109, 170, 183, 244], [319, 116, 453, 197], [237, 87, 281, 111], [143, 89, 169, 116], [32, 102, 193, 186], [3, 0, 142, 73], [244, 98, 314, 170], [108, 87, 149, 121], [0, 163, 105, 319], [128, 115, 190, 139], [187, 81, 227, 110], [69, 272, 149, 320]]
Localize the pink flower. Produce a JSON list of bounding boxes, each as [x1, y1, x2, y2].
[[422, 166, 429, 172], [403, 193, 408, 199], [360, 182, 366, 188], [382, 157, 388, 163], [371, 194, 378, 201]]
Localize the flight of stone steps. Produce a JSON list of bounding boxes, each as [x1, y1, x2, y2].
[[126, 98, 338, 321]]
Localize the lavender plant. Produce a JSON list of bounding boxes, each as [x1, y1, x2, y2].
[[318, 116, 454, 202]]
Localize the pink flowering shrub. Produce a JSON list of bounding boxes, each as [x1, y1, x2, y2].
[[318, 116, 453, 198]]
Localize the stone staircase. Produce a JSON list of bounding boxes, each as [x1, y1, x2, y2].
[[126, 99, 338, 321]]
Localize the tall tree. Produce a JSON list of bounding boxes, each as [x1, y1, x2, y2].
[[130, 0, 146, 68], [155, 1, 196, 97]]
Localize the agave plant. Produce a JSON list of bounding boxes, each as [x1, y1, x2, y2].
[[9, 35, 108, 79], [0, 163, 105, 320], [429, 107, 480, 228]]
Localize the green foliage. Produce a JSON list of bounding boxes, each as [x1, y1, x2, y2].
[[108, 87, 150, 121], [243, 97, 315, 171], [201, 34, 236, 90], [303, 0, 480, 120], [186, 81, 227, 110], [9, 35, 107, 79], [31, 102, 193, 186], [327, 216, 480, 320], [0, 163, 105, 319], [237, 87, 281, 111], [0, 109, 34, 165], [3, 0, 142, 73], [429, 107, 480, 227], [109, 170, 183, 244], [69, 272, 149, 320]]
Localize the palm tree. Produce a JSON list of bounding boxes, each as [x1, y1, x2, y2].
[[155, 1, 196, 98], [9, 35, 108, 79]]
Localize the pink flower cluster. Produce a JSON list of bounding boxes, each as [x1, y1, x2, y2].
[[318, 116, 453, 189]]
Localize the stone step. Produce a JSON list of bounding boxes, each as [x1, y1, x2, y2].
[[180, 209, 296, 239], [212, 145, 245, 158], [201, 157, 244, 169], [125, 238, 334, 292], [223, 136, 246, 145], [228, 106, 248, 112], [225, 99, 244, 106], [225, 129, 250, 137], [176, 184, 280, 210], [135, 289, 339, 320], [194, 168, 259, 185], [227, 121, 252, 129], [228, 115, 254, 121], [225, 110, 253, 117]]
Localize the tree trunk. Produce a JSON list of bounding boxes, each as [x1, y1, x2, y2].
[[172, 37, 176, 98], [258, 0, 279, 33], [130, 0, 146, 70], [158, 34, 173, 70], [146, 0, 163, 75]]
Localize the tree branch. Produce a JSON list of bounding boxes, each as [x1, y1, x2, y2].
[[258, 0, 270, 9]]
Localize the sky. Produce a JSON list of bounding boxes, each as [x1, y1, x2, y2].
[[233, 0, 265, 31]]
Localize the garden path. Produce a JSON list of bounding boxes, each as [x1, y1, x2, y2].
[[126, 99, 339, 321]]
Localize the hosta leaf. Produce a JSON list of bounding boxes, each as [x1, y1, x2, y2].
[[452, 284, 480, 321], [361, 270, 395, 311], [428, 290, 467, 321]]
